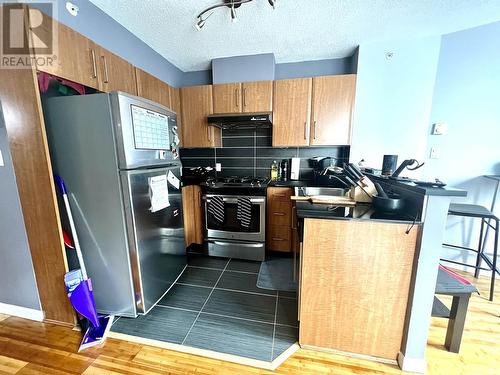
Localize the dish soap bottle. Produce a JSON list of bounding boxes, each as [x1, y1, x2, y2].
[[271, 160, 278, 181]]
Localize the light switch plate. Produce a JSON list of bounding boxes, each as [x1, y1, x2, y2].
[[429, 147, 441, 159], [0, 149, 4, 167], [432, 122, 448, 135], [215, 163, 221, 172]]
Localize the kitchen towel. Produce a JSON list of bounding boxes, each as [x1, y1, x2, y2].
[[208, 196, 225, 224], [237, 197, 252, 228]]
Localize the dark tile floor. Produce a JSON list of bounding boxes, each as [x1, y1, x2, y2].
[[112, 255, 298, 362]]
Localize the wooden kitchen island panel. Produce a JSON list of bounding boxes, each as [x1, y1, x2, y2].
[[299, 218, 419, 360]]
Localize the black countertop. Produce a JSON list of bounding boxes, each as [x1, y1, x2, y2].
[[296, 201, 420, 225], [268, 180, 310, 187], [369, 175, 467, 197]]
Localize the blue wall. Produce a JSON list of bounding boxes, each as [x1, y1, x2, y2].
[[212, 53, 275, 84], [275, 56, 354, 80], [34, 2, 356, 87], [425, 21, 500, 267], [350, 36, 442, 177], [197, 55, 355, 85], [34, 0, 184, 87]]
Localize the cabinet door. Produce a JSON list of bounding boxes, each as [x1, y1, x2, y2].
[[180, 85, 216, 147], [272, 78, 312, 146], [97, 47, 137, 95], [310, 75, 356, 146], [299, 219, 418, 359], [242, 81, 273, 112], [33, 17, 99, 90], [213, 83, 241, 113], [266, 187, 293, 252], [182, 185, 204, 246], [168, 85, 183, 146], [135, 68, 170, 108]]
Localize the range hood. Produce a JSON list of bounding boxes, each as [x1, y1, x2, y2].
[[207, 112, 272, 130]]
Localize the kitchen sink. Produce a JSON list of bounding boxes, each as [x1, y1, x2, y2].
[[296, 187, 348, 197]]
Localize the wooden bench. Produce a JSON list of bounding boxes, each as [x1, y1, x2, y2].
[[432, 265, 477, 353]]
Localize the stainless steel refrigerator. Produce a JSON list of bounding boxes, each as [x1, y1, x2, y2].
[[44, 92, 186, 317]]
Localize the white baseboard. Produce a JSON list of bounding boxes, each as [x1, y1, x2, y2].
[[397, 351, 427, 373], [0, 302, 44, 321]]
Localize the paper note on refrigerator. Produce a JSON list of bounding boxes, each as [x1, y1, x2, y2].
[[167, 170, 180, 189], [149, 174, 170, 212]]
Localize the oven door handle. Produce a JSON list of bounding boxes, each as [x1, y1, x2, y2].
[[213, 241, 264, 248], [203, 196, 265, 204]]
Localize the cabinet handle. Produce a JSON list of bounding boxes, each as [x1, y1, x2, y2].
[[101, 55, 109, 83], [198, 190, 202, 208], [207, 126, 211, 142], [292, 205, 297, 230], [304, 122, 307, 140], [274, 193, 286, 198], [273, 212, 286, 216], [243, 88, 247, 108], [272, 237, 286, 241], [313, 120, 317, 140], [235, 88, 239, 108], [90, 49, 97, 79]]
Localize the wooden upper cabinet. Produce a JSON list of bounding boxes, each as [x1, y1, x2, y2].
[[96, 47, 137, 95], [310, 74, 356, 146], [180, 85, 220, 148], [212, 81, 272, 113], [33, 17, 99, 90], [213, 83, 241, 113], [242, 81, 273, 112], [168, 85, 183, 146], [135, 68, 170, 108], [272, 78, 312, 147]]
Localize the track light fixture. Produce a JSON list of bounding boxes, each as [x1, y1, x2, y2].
[[230, 4, 237, 22], [195, 0, 276, 30]]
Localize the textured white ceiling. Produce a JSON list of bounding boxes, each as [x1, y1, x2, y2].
[[88, 0, 500, 71]]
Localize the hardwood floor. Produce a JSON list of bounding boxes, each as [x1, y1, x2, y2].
[[0, 272, 498, 374]]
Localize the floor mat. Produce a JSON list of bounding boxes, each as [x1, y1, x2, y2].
[[257, 258, 297, 292]]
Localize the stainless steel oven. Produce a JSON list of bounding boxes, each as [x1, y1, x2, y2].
[[203, 193, 266, 261]]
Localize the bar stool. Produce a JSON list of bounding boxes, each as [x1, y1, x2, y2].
[[441, 203, 499, 301]]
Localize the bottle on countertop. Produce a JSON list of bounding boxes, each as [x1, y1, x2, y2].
[[271, 160, 278, 181], [280, 159, 288, 181]]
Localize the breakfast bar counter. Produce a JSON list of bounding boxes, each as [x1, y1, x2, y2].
[[295, 178, 466, 373]]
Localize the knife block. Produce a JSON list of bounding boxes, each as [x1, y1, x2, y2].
[[349, 177, 377, 203]]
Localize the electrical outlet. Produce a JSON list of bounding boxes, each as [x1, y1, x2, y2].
[[215, 163, 221, 172], [429, 147, 441, 159]]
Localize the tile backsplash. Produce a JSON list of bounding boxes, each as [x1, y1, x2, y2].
[[180, 127, 350, 180]]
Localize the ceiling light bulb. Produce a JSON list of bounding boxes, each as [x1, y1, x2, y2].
[[230, 5, 237, 22], [195, 18, 206, 30], [268, 0, 275, 9]]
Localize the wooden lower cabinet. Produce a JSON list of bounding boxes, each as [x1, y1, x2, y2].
[[299, 218, 419, 360], [182, 185, 204, 246], [266, 187, 293, 252]]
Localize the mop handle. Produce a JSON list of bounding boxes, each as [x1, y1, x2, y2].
[[55, 176, 88, 281]]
